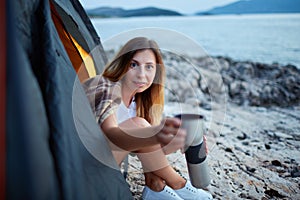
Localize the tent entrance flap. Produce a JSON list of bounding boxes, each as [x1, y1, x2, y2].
[[50, 1, 96, 82]]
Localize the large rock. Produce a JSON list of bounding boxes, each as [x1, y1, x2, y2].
[[195, 56, 300, 107]]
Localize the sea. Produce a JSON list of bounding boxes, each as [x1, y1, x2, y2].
[[91, 14, 300, 68]]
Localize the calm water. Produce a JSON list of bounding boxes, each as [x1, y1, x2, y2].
[[91, 14, 300, 67]]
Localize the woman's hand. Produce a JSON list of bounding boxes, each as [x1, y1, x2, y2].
[[203, 135, 209, 154], [155, 118, 186, 155]]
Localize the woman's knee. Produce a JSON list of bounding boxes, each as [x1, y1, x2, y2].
[[120, 117, 151, 128], [132, 117, 151, 127]]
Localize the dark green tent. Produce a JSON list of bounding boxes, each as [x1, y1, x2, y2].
[[5, 0, 132, 199]]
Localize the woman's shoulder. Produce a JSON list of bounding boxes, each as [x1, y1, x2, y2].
[[82, 75, 121, 95], [82, 75, 122, 124], [82, 75, 107, 88], [82, 75, 120, 93]]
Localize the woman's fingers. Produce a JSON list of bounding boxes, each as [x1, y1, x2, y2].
[[162, 117, 181, 128], [203, 135, 209, 154], [156, 118, 186, 153], [161, 129, 186, 154]]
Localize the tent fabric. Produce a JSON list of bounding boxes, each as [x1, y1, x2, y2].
[[1, 1, 6, 199], [6, 7, 59, 199], [6, 0, 132, 199]]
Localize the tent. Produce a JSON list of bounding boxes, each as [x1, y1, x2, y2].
[[4, 0, 132, 199]]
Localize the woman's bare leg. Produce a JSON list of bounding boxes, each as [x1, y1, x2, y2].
[[118, 117, 186, 190], [112, 150, 129, 165], [144, 172, 166, 191], [136, 144, 186, 190]]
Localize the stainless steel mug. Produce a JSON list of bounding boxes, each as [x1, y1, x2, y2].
[[175, 113, 211, 188]]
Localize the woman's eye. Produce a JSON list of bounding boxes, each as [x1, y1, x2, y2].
[[146, 65, 154, 70], [130, 62, 138, 68]]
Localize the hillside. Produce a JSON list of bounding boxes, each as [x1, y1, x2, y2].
[[86, 6, 182, 18], [197, 0, 300, 15]]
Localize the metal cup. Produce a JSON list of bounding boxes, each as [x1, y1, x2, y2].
[[175, 113, 211, 188]]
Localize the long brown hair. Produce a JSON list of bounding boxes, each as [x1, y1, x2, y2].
[[102, 37, 165, 125]]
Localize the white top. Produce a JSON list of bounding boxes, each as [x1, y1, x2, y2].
[[116, 99, 136, 124]]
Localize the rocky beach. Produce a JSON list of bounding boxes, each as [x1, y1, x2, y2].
[[120, 51, 300, 199]]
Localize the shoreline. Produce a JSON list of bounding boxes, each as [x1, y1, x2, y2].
[[97, 13, 300, 69]]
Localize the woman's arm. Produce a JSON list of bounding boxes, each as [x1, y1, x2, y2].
[[101, 114, 186, 152]]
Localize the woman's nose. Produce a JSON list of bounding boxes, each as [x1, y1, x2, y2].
[[137, 66, 146, 77]]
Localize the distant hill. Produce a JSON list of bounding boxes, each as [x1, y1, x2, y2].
[[197, 0, 300, 15], [86, 7, 182, 17]]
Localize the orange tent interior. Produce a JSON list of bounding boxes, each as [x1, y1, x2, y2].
[[50, 1, 97, 82]]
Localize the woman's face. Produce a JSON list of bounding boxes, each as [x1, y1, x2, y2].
[[122, 49, 157, 95]]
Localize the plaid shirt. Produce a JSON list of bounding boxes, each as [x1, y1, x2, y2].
[[82, 75, 122, 125]]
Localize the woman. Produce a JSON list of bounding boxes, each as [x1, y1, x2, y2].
[[83, 37, 213, 200]]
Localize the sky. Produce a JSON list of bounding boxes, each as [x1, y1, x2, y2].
[[79, 0, 240, 14]]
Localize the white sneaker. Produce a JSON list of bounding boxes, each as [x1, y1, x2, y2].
[[142, 185, 184, 200], [174, 181, 213, 200]]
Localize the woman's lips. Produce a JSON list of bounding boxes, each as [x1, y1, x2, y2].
[[134, 81, 146, 87]]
